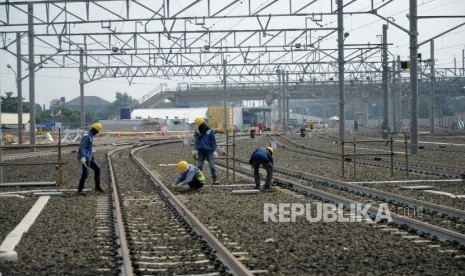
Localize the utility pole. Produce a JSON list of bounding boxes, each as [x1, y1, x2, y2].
[[276, 69, 282, 130], [16, 33, 23, 145], [337, 0, 345, 141], [409, 0, 419, 154], [429, 40, 435, 137], [79, 48, 86, 129], [286, 71, 290, 132], [382, 24, 389, 139], [396, 56, 402, 132], [223, 58, 229, 178], [392, 58, 398, 133], [28, 3, 36, 151]]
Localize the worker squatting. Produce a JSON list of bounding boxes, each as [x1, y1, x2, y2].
[[263, 203, 392, 223]]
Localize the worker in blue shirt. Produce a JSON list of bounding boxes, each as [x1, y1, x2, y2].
[[192, 117, 219, 185], [77, 123, 104, 195], [249, 147, 274, 191], [172, 161, 205, 192]]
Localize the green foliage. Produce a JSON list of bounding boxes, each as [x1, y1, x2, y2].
[[0, 91, 29, 112], [37, 105, 81, 123], [101, 91, 139, 119]]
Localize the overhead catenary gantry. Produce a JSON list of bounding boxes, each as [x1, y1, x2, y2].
[[0, 0, 388, 84]]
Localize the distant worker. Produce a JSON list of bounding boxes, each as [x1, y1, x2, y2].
[[249, 147, 274, 191], [354, 119, 359, 131], [258, 121, 263, 134], [77, 123, 104, 195], [192, 117, 219, 185], [172, 161, 205, 192]]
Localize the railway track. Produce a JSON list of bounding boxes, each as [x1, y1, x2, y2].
[[136, 141, 465, 274], [275, 134, 465, 179], [107, 142, 254, 275], [1, 133, 464, 275], [213, 135, 465, 241]]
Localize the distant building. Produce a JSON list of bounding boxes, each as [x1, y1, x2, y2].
[[65, 96, 111, 115], [49, 97, 66, 109]]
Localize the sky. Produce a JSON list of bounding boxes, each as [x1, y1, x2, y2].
[[0, 0, 464, 109]]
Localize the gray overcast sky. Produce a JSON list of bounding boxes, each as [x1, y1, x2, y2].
[[0, 0, 464, 108]]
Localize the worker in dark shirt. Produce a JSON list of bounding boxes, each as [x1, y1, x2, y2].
[[249, 147, 274, 191], [77, 123, 104, 195], [192, 117, 219, 185]]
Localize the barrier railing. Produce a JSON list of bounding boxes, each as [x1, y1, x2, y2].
[[340, 136, 408, 180]]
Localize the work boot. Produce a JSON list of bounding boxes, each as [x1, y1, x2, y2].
[[94, 187, 105, 193], [212, 176, 220, 185], [254, 185, 260, 190]]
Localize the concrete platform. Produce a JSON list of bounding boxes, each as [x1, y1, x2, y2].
[[232, 189, 260, 195], [400, 185, 435, 190], [0, 182, 56, 187], [0, 196, 50, 263], [423, 190, 457, 198]]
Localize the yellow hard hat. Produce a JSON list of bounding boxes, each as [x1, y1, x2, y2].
[[177, 161, 188, 172], [194, 117, 205, 126], [266, 147, 274, 155], [92, 123, 103, 133]]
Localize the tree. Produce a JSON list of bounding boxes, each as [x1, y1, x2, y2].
[[102, 92, 139, 119], [0, 91, 29, 113], [37, 105, 80, 124]]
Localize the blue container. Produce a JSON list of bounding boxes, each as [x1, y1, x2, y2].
[[120, 107, 131, 120]]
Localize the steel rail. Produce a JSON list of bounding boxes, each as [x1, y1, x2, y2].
[[278, 134, 465, 178], [228, 140, 465, 223], [276, 162, 465, 221], [213, 157, 465, 246], [273, 176, 465, 246], [130, 143, 253, 276], [107, 145, 135, 276]]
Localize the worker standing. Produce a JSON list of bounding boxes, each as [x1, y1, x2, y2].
[[258, 121, 263, 134], [192, 117, 219, 185], [77, 123, 104, 195], [172, 161, 205, 192], [249, 147, 274, 191]]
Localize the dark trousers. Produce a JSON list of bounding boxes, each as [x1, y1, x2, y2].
[[197, 150, 217, 178], [78, 158, 101, 192], [252, 160, 273, 188], [187, 177, 204, 189]]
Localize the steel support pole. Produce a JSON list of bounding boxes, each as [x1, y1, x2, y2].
[[337, 0, 345, 141], [79, 48, 85, 129], [16, 33, 23, 145], [281, 71, 286, 130], [286, 71, 290, 132], [223, 58, 229, 178], [276, 70, 282, 129], [0, 92, 3, 182], [392, 59, 398, 133], [397, 55, 402, 130], [28, 4, 36, 151], [382, 24, 389, 139], [429, 40, 435, 137], [461, 49, 465, 76], [409, 0, 419, 154]]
